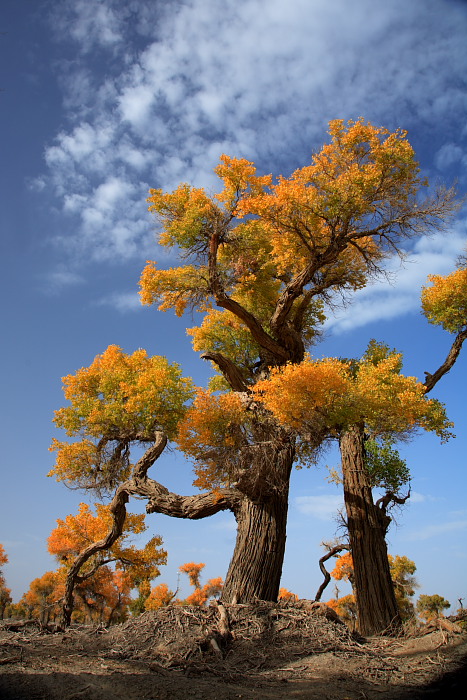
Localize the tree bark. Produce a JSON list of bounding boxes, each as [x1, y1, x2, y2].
[[340, 424, 401, 636], [221, 442, 294, 603], [221, 491, 290, 603]]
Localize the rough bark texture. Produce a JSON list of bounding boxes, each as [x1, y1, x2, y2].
[[221, 492, 289, 603], [340, 425, 401, 636], [221, 442, 295, 603]]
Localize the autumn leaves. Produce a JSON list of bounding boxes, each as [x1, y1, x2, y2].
[[47, 118, 464, 627]]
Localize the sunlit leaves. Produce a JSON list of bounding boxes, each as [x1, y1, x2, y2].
[[140, 119, 453, 366], [145, 582, 175, 610], [421, 267, 467, 333], [139, 263, 210, 316], [49, 345, 194, 490], [253, 346, 453, 440], [176, 389, 248, 490], [47, 502, 167, 584]]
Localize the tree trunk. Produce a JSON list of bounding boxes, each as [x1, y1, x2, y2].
[[340, 424, 401, 636], [221, 443, 294, 603]]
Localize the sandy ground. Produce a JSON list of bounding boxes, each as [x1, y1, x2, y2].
[[1, 605, 466, 700]]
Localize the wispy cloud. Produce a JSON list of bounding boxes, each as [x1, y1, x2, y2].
[[97, 291, 142, 313], [295, 494, 343, 521], [324, 228, 467, 334], [41, 0, 467, 277], [406, 519, 467, 541], [42, 269, 86, 294]]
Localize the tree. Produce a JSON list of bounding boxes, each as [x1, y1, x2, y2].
[[416, 594, 450, 622], [0, 544, 12, 620], [253, 341, 451, 634], [326, 552, 418, 626], [179, 562, 223, 606], [51, 120, 457, 619], [389, 554, 418, 620], [20, 571, 63, 625], [138, 119, 456, 607], [47, 500, 167, 625], [144, 562, 223, 609]]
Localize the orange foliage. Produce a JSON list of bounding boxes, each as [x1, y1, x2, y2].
[[47, 502, 167, 585], [141, 119, 440, 325], [179, 562, 205, 589], [253, 349, 452, 441], [144, 583, 175, 610], [421, 267, 467, 333], [330, 553, 354, 582], [278, 587, 298, 602]]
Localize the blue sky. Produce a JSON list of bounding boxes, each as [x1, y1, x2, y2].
[[1, 0, 466, 610]]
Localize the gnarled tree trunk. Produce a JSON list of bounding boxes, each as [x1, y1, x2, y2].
[[340, 424, 401, 636], [222, 439, 294, 603]]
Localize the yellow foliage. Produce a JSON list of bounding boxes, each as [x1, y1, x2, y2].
[[49, 345, 194, 489], [421, 267, 467, 333], [176, 389, 248, 490], [253, 350, 452, 440]]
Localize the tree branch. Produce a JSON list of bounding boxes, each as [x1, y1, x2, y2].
[[423, 328, 467, 394], [60, 485, 129, 628], [200, 352, 249, 391], [315, 544, 350, 602]]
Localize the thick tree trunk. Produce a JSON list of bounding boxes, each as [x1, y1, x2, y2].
[[221, 443, 294, 603], [340, 425, 401, 636], [221, 491, 290, 603]]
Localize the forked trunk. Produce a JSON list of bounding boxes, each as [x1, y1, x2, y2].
[[221, 444, 294, 603], [340, 424, 401, 636]]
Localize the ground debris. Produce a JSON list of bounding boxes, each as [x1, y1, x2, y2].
[[1, 604, 466, 700]]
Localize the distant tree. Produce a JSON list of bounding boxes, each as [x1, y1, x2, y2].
[[20, 571, 63, 625], [0, 544, 12, 620], [144, 562, 223, 609], [47, 500, 167, 625], [389, 554, 418, 620], [145, 582, 177, 611], [416, 594, 450, 622]]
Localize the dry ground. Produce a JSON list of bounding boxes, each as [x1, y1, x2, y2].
[[1, 602, 466, 700]]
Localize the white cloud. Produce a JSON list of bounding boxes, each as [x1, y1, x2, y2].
[[42, 0, 467, 269], [407, 519, 467, 541], [97, 291, 143, 313], [42, 269, 85, 293], [325, 228, 467, 334], [295, 494, 343, 521]]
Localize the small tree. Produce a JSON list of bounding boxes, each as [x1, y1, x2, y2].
[[0, 545, 12, 620], [416, 594, 450, 622], [47, 500, 167, 625]]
